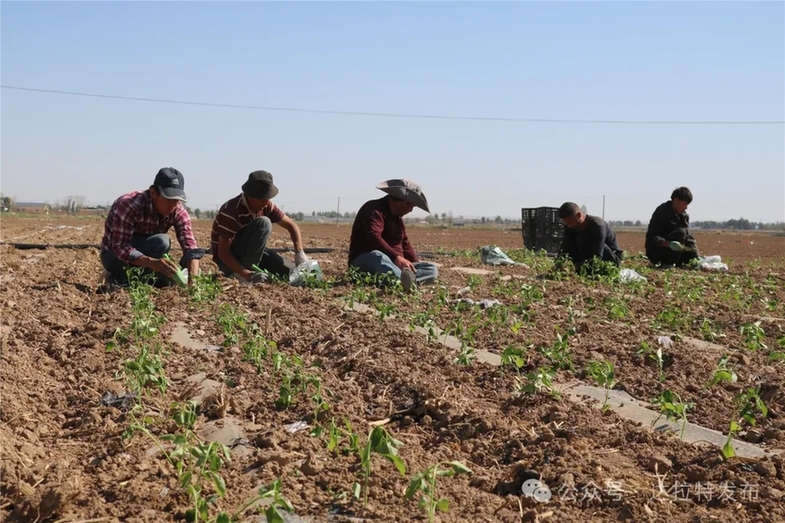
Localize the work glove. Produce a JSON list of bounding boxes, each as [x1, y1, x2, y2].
[[668, 241, 684, 252], [294, 251, 309, 266], [238, 271, 268, 284]]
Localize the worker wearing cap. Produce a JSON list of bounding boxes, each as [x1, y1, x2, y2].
[[211, 170, 308, 284], [645, 187, 700, 268], [348, 179, 438, 292], [100, 167, 203, 286]]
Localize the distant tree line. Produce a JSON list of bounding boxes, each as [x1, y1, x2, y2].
[[608, 218, 784, 231]]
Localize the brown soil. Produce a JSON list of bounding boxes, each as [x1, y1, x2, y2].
[[2, 215, 785, 523]]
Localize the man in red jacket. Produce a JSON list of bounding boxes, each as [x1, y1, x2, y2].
[[348, 179, 438, 292]]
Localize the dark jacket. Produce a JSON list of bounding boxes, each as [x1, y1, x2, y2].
[[558, 215, 622, 269], [645, 201, 690, 251], [348, 196, 418, 264]]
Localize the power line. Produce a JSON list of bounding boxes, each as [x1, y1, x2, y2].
[[3, 84, 783, 126]]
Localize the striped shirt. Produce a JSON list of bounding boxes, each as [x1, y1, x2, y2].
[[101, 190, 197, 263], [210, 193, 285, 256]]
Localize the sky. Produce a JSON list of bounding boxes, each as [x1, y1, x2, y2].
[[2, 1, 784, 223]]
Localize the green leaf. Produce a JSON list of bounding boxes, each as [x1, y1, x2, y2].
[[210, 472, 227, 497], [722, 440, 736, 459], [404, 478, 422, 499], [388, 455, 406, 476], [436, 499, 450, 512], [179, 471, 193, 488], [215, 512, 231, 523], [353, 482, 362, 500], [265, 506, 285, 523]]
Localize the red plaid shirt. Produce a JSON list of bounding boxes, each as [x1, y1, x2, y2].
[[101, 190, 197, 263]]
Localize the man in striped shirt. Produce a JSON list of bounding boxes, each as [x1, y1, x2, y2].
[[101, 167, 202, 286], [210, 170, 307, 283]]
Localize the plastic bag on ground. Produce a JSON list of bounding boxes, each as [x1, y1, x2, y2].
[[480, 245, 527, 267], [289, 260, 324, 286], [452, 298, 503, 309], [698, 255, 728, 272], [619, 268, 647, 284]]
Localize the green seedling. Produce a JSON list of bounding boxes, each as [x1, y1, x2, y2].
[[501, 345, 527, 376], [706, 355, 738, 387], [355, 426, 406, 506], [454, 343, 475, 366], [405, 461, 472, 523], [723, 387, 768, 459], [741, 321, 767, 351], [539, 332, 573, 370], [521, 368, 559, 399], [586, 360, 617, 411], [700, 318, 725, 342], [254, 479, 294, 523], [188, 274, 222, 303], [163, 253, 188, 286], [124, 345, 169, 396], [652, 389, 692, 438]]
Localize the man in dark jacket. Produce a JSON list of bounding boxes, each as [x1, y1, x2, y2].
[[556, 202, 623, 273], [645, 187, 699, 267], [348, 179, 438, 292]]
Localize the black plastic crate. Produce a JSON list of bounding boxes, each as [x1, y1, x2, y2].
[[521, 207, 564, 255]]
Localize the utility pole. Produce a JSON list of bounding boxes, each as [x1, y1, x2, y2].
[[336, 197, 340, 223], [602, 195, 606, 220]]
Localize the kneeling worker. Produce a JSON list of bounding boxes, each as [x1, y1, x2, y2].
[[348, 179, 438, 292], [101, 167, 202, 286], [211, 170, 308, 284], [556, 202, 623, 273], [645, 187, 699, 268]]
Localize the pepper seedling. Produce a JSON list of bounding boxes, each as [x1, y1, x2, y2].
[[163, 254, 188, 286]]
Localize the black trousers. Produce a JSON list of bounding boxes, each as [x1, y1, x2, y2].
[[646, 228, 699, 267]]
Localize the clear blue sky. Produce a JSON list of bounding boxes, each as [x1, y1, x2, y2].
[[2, 1, 784, 222]]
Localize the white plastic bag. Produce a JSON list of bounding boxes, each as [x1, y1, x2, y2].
[[698, 255, 728, 272], [619, 268, 647, 284], [289, 260, 324, 286]]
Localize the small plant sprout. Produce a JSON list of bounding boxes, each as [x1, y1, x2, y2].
[[722, 387, 769, 459], [652, 389, 693, 438], [355, 426, 406, 506], [256, 479, 294, 523], [707, 355, 738, 387], [521, 368, 559, 399], [741, 321, 767, 351], [586, 360, 617, 411], [404, 461, 473, 523]]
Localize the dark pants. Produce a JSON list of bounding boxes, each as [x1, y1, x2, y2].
[[647, 228, 699, 267], [215, 217, 294, 279], [101, 233, 186, 285]]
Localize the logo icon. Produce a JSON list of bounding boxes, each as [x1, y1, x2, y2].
[[521, 479, 552, 503]]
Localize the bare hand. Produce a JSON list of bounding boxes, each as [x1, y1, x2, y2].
[[394, 256, 415, 271], [149, 257, 180, 278]]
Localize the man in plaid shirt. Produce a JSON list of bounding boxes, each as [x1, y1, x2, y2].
[[100, 167, 203, 286]]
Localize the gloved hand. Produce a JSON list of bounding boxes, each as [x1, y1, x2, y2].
[[242, 271, 268, 284], [669, 241, 684, 252], [294, 251, 309, 265]]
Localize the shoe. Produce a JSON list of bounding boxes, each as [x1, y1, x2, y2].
[[400, 268, 416, 293]]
